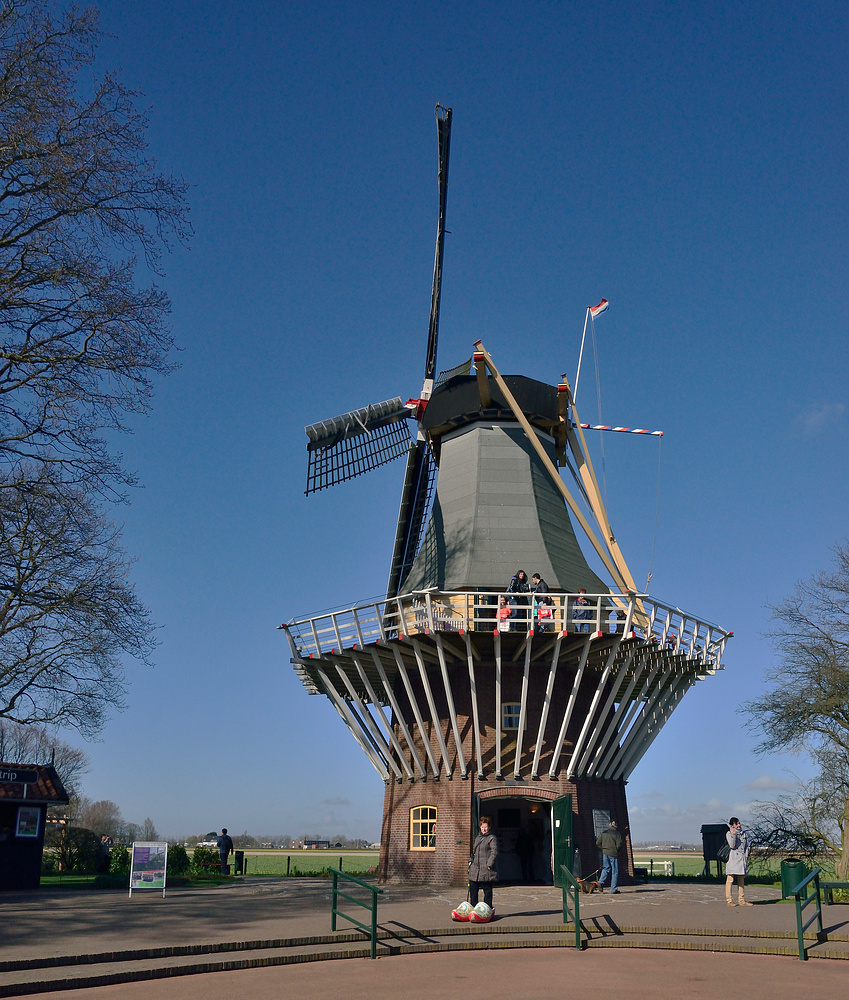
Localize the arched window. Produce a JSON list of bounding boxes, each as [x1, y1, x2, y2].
[[410, 805, 437, 850]]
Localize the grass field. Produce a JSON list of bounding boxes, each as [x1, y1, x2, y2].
[[632, 851, 841, 882], [234, 850, 379, 877]]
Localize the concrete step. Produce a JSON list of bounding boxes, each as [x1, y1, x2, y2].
[[2, 922, 848, 995]]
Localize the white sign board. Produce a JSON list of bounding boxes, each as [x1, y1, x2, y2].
[[129, 841, 168, 898]]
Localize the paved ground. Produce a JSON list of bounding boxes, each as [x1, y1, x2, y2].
[[2, 878, 847, 998], [64, 949, 849, 1000]]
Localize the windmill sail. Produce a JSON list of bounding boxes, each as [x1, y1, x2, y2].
[[386, 105, 452, 599], [304, 398, 411, 494]]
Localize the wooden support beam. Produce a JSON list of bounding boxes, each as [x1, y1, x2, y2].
[[368, 649, 427, 779], [411, 637, 453, 777], [332, 658, 403, 780], [434, 633, 468, 778], [513, 635, 534, 778], [390, 644, 441, 777], [574, 648, 635, 777], [567, 637, 623, 779], [548, 637, 593, 778], [351, 653, 414, 780], [314, 665, 390, 782], [464, 632, 485, 777], [473, 341, 629, 593], [531, 633, 564, 779]]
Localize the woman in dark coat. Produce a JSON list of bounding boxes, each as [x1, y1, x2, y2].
[[506, 570, 530, 631], [468, 816, 498, 908]]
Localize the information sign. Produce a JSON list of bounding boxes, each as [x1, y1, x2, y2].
[[129, 841, 168, 898]]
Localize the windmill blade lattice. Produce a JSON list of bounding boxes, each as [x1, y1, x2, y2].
[[305, 398, 412, 494]]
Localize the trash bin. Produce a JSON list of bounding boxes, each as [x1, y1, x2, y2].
[[700, 824, 730, 876], [234, 850, 244, 875], [780, 857, 807, 899]]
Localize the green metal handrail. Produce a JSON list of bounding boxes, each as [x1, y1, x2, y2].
[[792, 867, 825, 960], [559, 865, 583, 950], [330, 868, 383, 959]]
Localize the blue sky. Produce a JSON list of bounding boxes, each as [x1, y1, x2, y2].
[[58, 0, 849, 843]]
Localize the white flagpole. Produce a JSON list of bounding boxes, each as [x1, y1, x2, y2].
[[573, 307, 591, 404]]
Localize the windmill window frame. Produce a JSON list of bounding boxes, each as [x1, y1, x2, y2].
[[502, 702, 524, 731], [409, 805, 437, 851]]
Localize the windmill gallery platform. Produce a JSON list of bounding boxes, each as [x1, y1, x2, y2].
[[282, 108, 732, 888], [282, 585, 730, 886]]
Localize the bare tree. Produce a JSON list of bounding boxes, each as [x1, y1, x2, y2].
[[76, 796, 122, 838], [0, 716, 88, 794], [0, 2, 190, 735], [744, 540, 849, 878], [0, 470, 151, 733], [0, 1, 190, 492]]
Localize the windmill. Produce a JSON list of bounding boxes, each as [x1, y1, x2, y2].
[[285, 108, 731, 888]]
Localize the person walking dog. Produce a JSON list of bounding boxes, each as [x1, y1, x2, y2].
[[596, 820, 623, 894]]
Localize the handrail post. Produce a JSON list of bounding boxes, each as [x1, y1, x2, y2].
[[329, 867, 382, 958], [559, 864, 582, 951], [793, 868, 825, 960], [371, 885, 378, 960]]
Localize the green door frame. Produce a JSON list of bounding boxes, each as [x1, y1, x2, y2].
[[552, 793, 574, 888]]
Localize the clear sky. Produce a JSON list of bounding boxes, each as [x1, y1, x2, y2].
[[61, 0, 849, 843]]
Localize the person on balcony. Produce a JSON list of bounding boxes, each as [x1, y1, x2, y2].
[[497, 595, 515, 632], [531, 573, 553, 633], [507, 570, 530, 630], [573, 587, 592, 632]]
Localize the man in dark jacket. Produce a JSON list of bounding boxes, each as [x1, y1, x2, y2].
[[596, 820, 623, 894], [217, 828, 234, 874]]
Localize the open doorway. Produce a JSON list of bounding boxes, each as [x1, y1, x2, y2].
[[477, 796, 557, 885]]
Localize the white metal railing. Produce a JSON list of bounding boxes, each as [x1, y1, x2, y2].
[[283, 590, 731, 669]]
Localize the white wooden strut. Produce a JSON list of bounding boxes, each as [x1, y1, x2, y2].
[[368, 648, 427, 779], [331, 658, 403, 781], [595, 652, 664, 777], [390, 644, 441, 777], [433, 632, 468, 778], [350, 652, 414, 780], [531, 633, 564, 779], [411, 637, 453, 778], [567, 637, 623, 780], [314, 665, 390, 782], [548, 637, 593, 779], [513, 635, 535, 778], [574, 648, 636, 777]]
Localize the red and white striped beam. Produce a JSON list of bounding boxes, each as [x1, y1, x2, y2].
[[578, 423, 663, 437]]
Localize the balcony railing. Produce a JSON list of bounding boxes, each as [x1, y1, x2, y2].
[[283, 590, 730, 671]]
